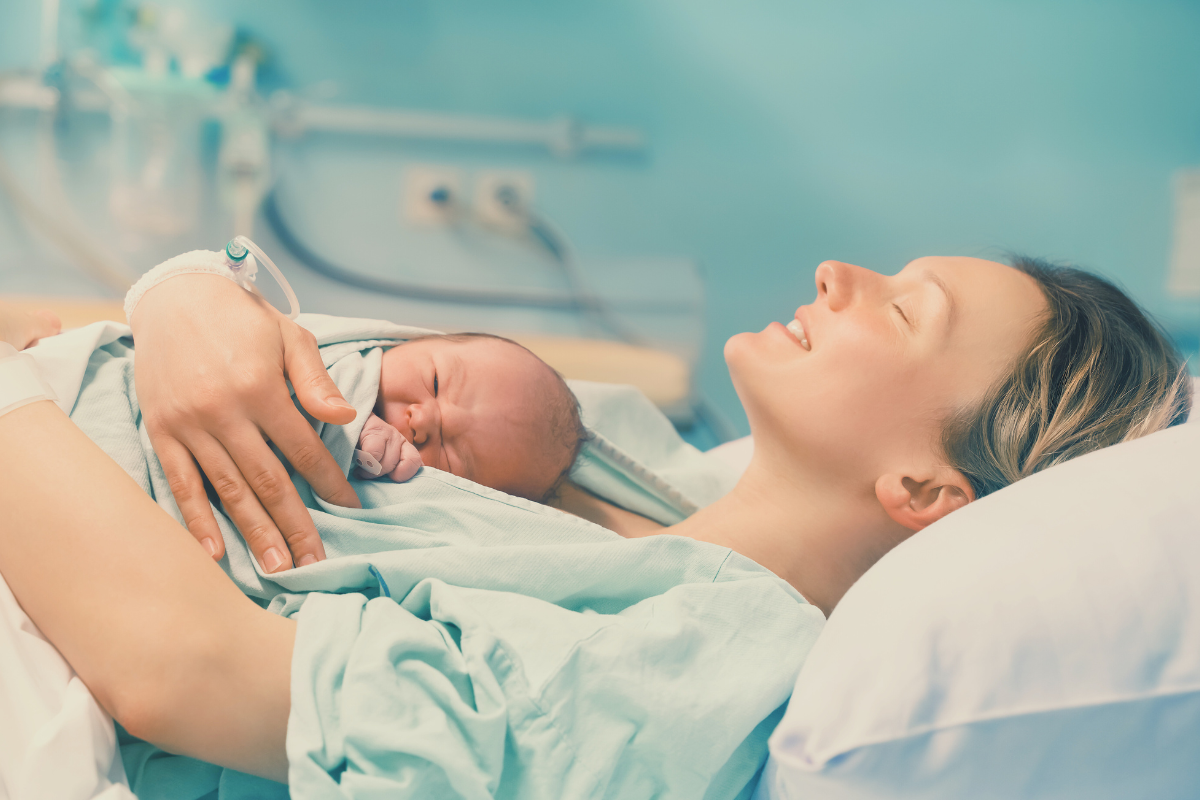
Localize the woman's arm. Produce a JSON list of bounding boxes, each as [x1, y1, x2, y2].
[[0, 399, 292, 781]]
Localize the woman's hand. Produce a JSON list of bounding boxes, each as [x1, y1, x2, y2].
[[0, 301, 61, 350], [130, 273, 361, 573]]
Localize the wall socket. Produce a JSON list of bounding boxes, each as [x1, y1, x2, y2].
[[474, 170, 535, 233], [402, 165, 463, 226], [1169, 168, 1200, 297]]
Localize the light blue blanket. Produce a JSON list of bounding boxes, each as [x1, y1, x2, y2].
[[60, 316, 824, 800]]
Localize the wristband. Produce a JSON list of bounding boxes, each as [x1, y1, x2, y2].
[[0, 342, 57, 418], [123, 250, 239, 323]]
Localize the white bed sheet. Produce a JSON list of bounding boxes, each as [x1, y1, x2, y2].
[[0, 575, 133, 800], [1, 323, 135, 800]]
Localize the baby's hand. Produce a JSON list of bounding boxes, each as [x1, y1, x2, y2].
[[353, 413, 422, 483]]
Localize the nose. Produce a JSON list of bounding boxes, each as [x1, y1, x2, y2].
[[406, 402, 440, 446], [815, 260, 875, 312]]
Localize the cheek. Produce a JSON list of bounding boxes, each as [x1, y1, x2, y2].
[[379, 365, 419, 407], [378, 403, 406, 434], [741, 345, 913, 458]]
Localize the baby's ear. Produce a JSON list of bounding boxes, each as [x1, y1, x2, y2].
[[874, 468, 974, 532]]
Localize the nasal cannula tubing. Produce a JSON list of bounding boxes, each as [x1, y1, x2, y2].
[[224, 235, 301, 319]]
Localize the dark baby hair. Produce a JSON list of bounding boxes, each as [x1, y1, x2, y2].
[[426, 332, 587, 501]]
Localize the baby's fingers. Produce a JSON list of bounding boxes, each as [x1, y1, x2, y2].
[[354, 427, 399, 479], [387, 438, 422, 483]]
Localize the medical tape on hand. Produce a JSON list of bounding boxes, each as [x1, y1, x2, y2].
[[123, 250, 240, 323], [0, 342, 57, 418]]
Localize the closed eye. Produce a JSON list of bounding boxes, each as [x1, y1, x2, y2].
[[893, 303, 911, 326]]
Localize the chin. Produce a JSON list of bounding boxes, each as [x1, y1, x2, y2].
[[725, 330, 808, 450], [724, 334, 767, 424], [723, 330, 759, 370]]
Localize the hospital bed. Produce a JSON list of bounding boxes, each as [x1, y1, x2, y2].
[[3, 299, 1198, 798]]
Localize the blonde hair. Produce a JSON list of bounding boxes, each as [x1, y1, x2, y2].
[[942, 256, 1193, 499]]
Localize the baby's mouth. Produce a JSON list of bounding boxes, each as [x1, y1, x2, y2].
[[785, 319, 811, 350]]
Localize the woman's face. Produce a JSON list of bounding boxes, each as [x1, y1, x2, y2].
[[725, 257, 1047, 487]]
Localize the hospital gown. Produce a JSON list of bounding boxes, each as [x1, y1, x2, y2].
[[49, 316, 826, 800]]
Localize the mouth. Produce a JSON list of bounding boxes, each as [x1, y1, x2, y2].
[[785, 318, 811, 351]]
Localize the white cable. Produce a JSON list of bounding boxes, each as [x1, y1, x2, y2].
[[225, 236, 300, 319], [525, 211, 648, 346]]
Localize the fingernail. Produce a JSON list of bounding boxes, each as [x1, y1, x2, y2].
[[202, 538, 218, 558], [298, 554, 318, 567], [329, 398, 354, 410], [264, 547, 286, 573]]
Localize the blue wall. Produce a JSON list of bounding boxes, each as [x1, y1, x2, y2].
[[3, 0, 1199, 434]]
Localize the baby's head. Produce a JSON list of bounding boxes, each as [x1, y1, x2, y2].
[[376, 332, 585, 501]]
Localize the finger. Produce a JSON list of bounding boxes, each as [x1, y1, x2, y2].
[[218, 424, 330, 568], [151, 433, 226, 561], [388, 438, 422, 483], [379, 428, 405, 475], [189, 431, 295, 574], [365, 427, 404, 476], [263, 404, 361, 511], [280, 322, 356, 426]]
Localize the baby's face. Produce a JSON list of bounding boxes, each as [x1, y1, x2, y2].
[[376, 336, 567, 500]]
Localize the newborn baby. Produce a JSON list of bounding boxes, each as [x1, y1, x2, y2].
[[354, 333, 585, 502]]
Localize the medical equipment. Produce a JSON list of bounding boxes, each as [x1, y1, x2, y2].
[[0, 73, 135, 292], [264, 190, 649, 341], [351, 450, 385, 477], [121, 237, 299, 324], [224, 235, 300, 320], [1, 7, 734, 446]]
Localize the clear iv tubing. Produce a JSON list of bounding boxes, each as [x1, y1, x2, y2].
[[224, 235, 301, 319]]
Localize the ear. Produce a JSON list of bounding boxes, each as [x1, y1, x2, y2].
[[874, 468, 975, 532]]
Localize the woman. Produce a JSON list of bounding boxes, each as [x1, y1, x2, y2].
[[0, 255, 1190, 790]]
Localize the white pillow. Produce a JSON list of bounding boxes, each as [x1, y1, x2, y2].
[[757, 419, 1200, 799]]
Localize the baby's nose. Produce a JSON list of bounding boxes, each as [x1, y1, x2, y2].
[[406, 403, 438, 445]]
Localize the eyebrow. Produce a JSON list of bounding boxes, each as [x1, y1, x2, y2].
[[924, 272, 957, 332]]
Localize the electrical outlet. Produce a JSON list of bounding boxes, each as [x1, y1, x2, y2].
[[403, 165, 463, 226], [1169, 169, 1200, 297], [474, 170, 535, 233]]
